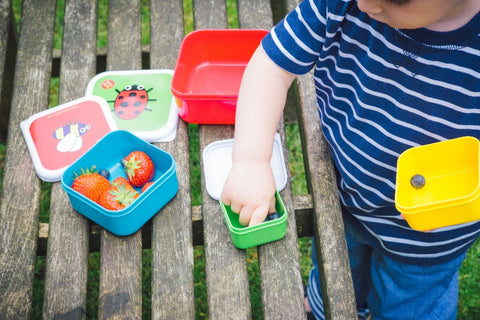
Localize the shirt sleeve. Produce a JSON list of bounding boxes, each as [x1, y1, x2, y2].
[[261, 0, 328, 75]]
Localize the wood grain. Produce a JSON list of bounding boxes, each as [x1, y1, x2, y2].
[[237, 0, 307, 319], [42, 1, 98, 319], [296, 71, 357, 319], [98, 1, 143, 319], [192, 2, 254, 319], [0, 0, 56, 318], [149, 0, 196, 319], [0, 0, 16, 141]]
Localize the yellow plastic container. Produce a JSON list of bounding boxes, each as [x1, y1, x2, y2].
[[395, 136, 480, 231]]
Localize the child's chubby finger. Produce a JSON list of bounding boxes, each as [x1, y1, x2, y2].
[[220, 191, 233, 206], [229, 202, 243, 215], [268, 195, 276, 214], [238, 205, 254, 226], [221, 192, 243, 215], [248, 204, 270, 227]]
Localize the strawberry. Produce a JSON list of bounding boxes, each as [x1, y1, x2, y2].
[[71, 166, 111, 203], [98, 176, 140, 210], [121, 151, 155, 187], [112, 176, 131, 187], [141, 181, 154, 193]]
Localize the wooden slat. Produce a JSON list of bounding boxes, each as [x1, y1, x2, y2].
[[149, 0, 196, 319], [236, 1, 307, 319], [296, 71, 357, 319], [98, 1, 143, 319], [200, 125, 251, 320], [0, 0, 16, 141], [279, 1, 356, 318], [0, 0, 56, 318], [193, 1, 253, 319], [42, 0, 98, 319]]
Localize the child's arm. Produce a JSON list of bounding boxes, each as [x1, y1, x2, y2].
[[220, 45, 296, 227]]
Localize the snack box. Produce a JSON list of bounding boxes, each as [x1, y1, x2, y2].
[[220, 190, 288, 249], [202, 134, 288, 200], [61, 130, 178, 236], [85, 69, 178, 142], [171, 29, 268, 124], [21, 96, 118, 182], [395, 136, 480, 231]]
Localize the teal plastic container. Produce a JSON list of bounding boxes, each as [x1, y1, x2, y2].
[[220, 191, 288, 249], [61, 130, 178, 236]]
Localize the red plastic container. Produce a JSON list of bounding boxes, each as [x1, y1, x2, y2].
[[171, 29, 268, 124]]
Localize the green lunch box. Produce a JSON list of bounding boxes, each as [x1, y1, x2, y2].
[[220, 190, 288, 249]]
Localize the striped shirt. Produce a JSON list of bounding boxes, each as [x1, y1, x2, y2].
[[262, 0, 480, 265]]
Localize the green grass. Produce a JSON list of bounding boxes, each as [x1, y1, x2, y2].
[[5, 0, 480, 319]]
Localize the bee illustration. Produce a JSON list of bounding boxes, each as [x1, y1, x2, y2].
[[108, 84, 156, 120], [52, 121, 91, 153]]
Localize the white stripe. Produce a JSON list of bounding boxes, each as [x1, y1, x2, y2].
[[347, 14, 480, 79], [336, 166, 387, 212], [357, 217, 478, 258], [318, 95, 397, 190], [295, 5, 325, 43], [308, 270, 325, 320], [316, 57, 476, 139], [323, 51, 480, 131], [315, 79, 402, 167], [341, 30, 480, 99], [307, 0, 326, 25], [337, 35, 480, 112], [284, 18, 319, 55], [270, 29, 312, 68], [328, 13, 347, 22], [338, 180, 378, 213], [328, 136, 395, 203], [316, 65, 424, 149], [460, 46, 480, 56], [357, 215, 480, 247]]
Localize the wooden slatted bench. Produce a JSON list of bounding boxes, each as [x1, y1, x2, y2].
[[0, 0, 16, 141], [0, 0, 356, 319]]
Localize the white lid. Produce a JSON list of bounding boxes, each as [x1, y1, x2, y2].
[[85, 69, 178, 142], [20, 96, 118, 182], [202, 134, 288, 200]]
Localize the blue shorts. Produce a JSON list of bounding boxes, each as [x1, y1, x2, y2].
[[307, 218, 467, 320]]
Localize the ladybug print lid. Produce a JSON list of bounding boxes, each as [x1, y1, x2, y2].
[[85, 69, 178, 142]]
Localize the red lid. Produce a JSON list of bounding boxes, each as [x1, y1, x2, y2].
[[21, 96, 118, 181]]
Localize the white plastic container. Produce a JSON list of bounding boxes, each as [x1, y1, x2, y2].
[[202, 134, 288, 200]]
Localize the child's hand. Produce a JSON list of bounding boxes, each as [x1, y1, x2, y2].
[[221, 160, 277, 227]]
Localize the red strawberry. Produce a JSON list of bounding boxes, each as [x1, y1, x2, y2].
[[71, 166, 111, 203], [121, 151, 154, 187], [112, 176, 131, 187], [141, 181, 154, 193], [98, 176, 140, 210]]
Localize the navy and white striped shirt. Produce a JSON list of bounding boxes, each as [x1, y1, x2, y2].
[[262, 0, 480, 265]]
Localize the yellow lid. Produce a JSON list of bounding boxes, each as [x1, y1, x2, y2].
[[395, 136, 480, 213]]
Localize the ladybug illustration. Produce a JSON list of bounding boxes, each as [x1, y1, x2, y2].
[[110, 84, 156, 120]]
